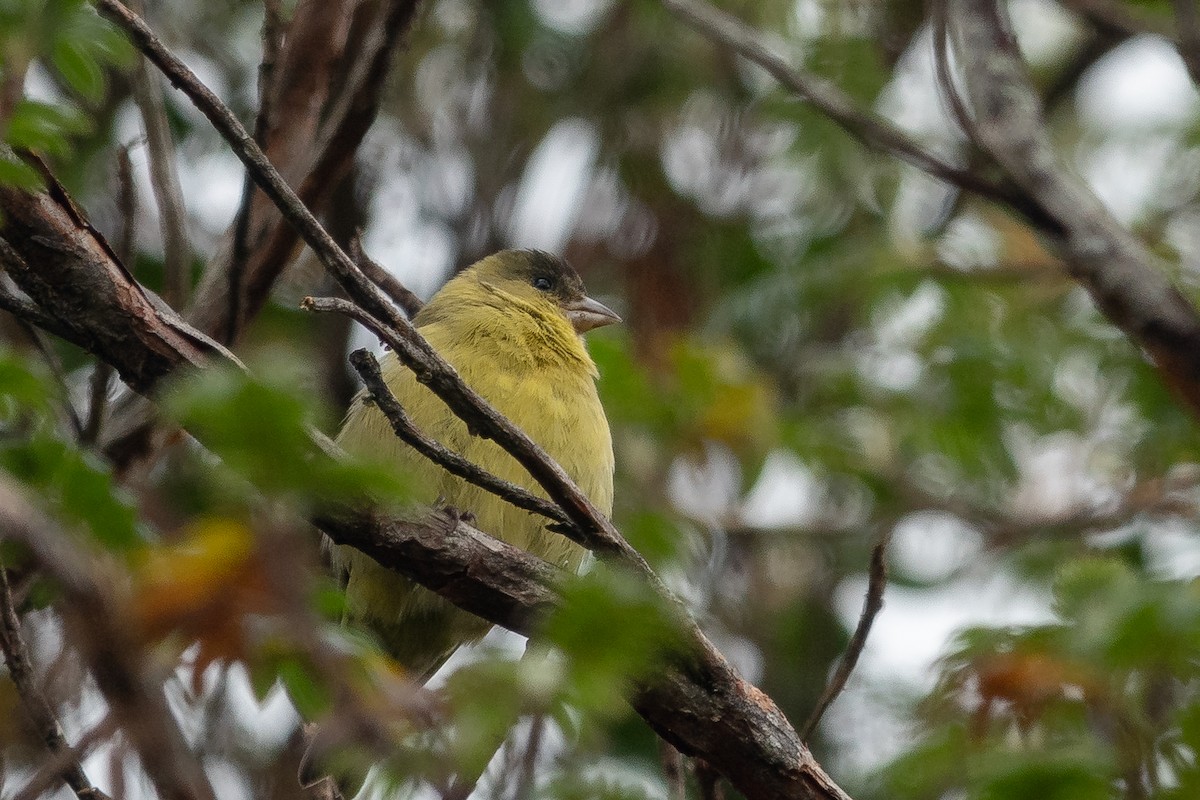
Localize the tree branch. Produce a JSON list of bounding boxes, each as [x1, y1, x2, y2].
[[350, 231, 424, 318], [949, 0, 1200, 418], [317, 510, 852, 800], [129, 0, 191, 310], [0, 478, 217, 800], [0, 185, 210, 394], [661, 0, 1057, 232], [0, 567, 113, 800], [333, 340, 571, 529], [800, 529, 890, 740]]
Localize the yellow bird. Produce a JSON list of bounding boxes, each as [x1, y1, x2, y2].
[[330, 249, 618, 678]]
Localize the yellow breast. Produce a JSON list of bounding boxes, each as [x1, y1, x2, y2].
[[330, 295, 614, 673]]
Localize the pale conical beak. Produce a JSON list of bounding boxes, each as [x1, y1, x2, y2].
[[564, 295, 621, 333]]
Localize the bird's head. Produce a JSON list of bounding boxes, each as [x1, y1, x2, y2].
[[464, 250, 621, 334]]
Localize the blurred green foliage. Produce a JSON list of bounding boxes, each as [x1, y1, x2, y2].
[[3, 0, 1200, 798], [882, 557, 1200, 800], [0, 347, 142, 552], [161, 361, 413, 508], [0, 0, 131, 187]]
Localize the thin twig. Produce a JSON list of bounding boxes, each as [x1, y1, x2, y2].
[[696, 760, 725, 800], [343, 344, 571, 529], [511, 715, 546, 800], [0, 568, 114, 800], [0, 477, 218, 800], [328, 334, 570, 528], [226, 0, 285, 345], [19, 319, 85, 440], [0, 268, 86, 439], [0, 49, 28, 123], [84, 146, 138, 445], [128, 0, 191, 309], [800, 529, 891, 741], [660, 741, 686, 800], [1173, 0, 1200, 86], [350, 231, 424, 318], [11, 716, 121, 800], [115, 144, 138, 268], [931, 0, 977, 142]]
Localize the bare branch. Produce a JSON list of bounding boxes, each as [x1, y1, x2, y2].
[[950, 0, 1200, 418], [350, 231, 424, 318], [661, 0, 1056, 231], [0, 478, 217, 800], [800, 530, 891, 741], [227, 0, 286, 345], [128, 0, 191, 309], [343, 343, 572, 528], [10, 716, 119, 800], [0, 568, 114, 800]]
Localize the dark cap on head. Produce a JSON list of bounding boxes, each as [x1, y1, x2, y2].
[[495, 249, 621, 332]]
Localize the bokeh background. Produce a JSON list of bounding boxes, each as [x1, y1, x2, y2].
[[5, 0, 1200, 798]]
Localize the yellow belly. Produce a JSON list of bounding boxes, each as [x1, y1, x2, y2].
[[330, 322, 613, 677]]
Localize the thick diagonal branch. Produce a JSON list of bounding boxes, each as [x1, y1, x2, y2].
[[950, 0, 1200, 417]]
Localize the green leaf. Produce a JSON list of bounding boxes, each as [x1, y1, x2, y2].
[[52, 37, 104, 100], [4, 99, 90, 157], [162, 364, 412, 506], [544, 565, 686, 715], [57, 451, 141, 551], [277, 656, 332, 718], [0, 154, 44, 190], [971, 746, 1113, 800]]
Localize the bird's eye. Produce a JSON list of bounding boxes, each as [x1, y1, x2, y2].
[[532, 276, 553, 291]]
